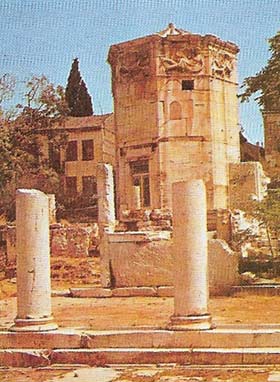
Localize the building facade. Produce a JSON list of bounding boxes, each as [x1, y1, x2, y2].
[[108, 24, 241, 215], [42, 114, 115, 197]]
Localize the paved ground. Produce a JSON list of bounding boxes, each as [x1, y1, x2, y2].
[[2, 293, 280, 330], [0, 364, 280, 382], [2, 281, 280, 380]]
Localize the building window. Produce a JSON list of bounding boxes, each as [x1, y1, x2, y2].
[[65, 176, 77, 196], [170, 101, 182, 120], [130, 159, 150, 208], [182, 80, 194, 91], [82, 139, 94, 161], [48, 142, 61, 171], [82, 176, 97, 195], [66, 141, 78, 161]]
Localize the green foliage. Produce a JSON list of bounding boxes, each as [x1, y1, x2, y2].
[[65, 58, 93, 117], [251, 189, 280, 235], [0, 75, 69, 220], [240, 31, 280, 110]]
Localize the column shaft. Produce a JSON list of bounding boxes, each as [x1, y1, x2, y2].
[[169, 179, 212, 330], [10, 189, 57, 331]]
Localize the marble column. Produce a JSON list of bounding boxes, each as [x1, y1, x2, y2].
[[10, 189, 57, 332], [97, 163, 115, 233], [168, 179, 212, 330]]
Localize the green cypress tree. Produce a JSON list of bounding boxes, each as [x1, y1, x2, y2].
[[65, 58, 93, 117]]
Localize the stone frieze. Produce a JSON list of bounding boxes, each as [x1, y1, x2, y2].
[[160, 48, 204, 74]]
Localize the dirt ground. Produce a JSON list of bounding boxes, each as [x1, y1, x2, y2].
[[2, 260, 280, 381], [2, 292, 280, 330]]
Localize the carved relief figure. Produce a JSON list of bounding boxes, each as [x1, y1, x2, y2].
[[161, 48, 203, 74], [211, 51, 234, 78], [109, 45, 150, 83]]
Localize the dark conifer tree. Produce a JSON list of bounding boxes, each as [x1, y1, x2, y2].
[[65, 58, 93, 116]]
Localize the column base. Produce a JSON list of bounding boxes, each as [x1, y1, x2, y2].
[[9, 316, 58, 332], [167, 314, 213, 331]]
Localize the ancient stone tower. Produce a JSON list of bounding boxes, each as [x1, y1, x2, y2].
[[108, 24, 240, 214]]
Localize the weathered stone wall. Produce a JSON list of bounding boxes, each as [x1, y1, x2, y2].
[[100, 231, 239, 295], [50, 223, 99, 257], [4, 223, 100, 270], [117, 208, 172, 232], [117, 208, 232, 242]]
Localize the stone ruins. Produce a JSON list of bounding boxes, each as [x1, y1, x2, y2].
[[0, 24, 278, 368]]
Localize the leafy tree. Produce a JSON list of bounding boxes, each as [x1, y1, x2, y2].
[[0, 74, 16, 105], [240, 31, 280, 111], [0, 75, 68, 220], [65, 58, 93, 117], [240, 189, 280, 257]]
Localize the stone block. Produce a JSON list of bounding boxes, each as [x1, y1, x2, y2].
[[84, 330, 154, 348], [70, 287, 112, 298], [51, 289, 71, 297], [0, 349, 50, 367], [50, 227, 68, 257], [190, 348, 243, 365], [0, 330, 81, 349], [66, 226, 90, 257], [157, 286, 174, 297], [150, 209, 172, 221], [51, 348, 193, 365], [112, 287, 157, 297], [102, 231, 238, 295], [109, 239, 173, 287]]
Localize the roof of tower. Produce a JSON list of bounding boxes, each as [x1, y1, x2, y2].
[[156, 23, 190, 37], [108, 24, 239, 55]]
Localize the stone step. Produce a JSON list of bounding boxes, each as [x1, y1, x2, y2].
[[232, 285, 280, 296], [2, 347, 280, 367], [69, 286, 174, 298], [3, 327, 280, 349]]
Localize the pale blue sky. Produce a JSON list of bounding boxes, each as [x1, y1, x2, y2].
[[1, 0, 280, 144]]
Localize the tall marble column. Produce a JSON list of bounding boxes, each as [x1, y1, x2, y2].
[[10, 189, 57, 332], [168, 179, 212, 330]]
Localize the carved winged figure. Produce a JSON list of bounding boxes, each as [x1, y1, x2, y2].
[[161, 50, 203, 73]]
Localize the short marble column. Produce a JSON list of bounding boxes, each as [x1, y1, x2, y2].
[[168, 179, 212, 330], [10, 189, 57, 332], [97, 163, 115, 233]]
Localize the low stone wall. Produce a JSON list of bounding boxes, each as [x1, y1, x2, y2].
[[100, 231, 239, 296], [3, 223, 100, 272], [50, 223, 99, 257]]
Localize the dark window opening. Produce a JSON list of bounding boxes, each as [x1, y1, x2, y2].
[[130, 160, 149, 175], [82, 175, 97, 195], [48, 142, 61, 171], [182, 80, 194, 91], [130, 159, 150, 208], [66, 141, 78, 161], [82, 139, 94, 161], [65, 176, 77, 196]]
